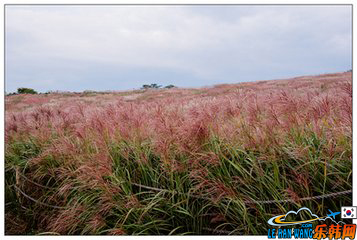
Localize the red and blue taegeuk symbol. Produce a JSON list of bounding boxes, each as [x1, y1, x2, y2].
[[346, 210, 352, 216]]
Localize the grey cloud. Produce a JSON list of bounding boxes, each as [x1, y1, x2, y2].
[[5, 5, 351, 92]]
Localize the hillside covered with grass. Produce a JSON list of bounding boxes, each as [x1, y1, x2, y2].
[[5, 72, 352, 235]]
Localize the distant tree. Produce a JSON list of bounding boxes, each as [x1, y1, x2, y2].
[[141, 84, 162, 90], [165, 85, 176, 89], [17, 87, 37, 94], [142, 84, 151, 89], [150, 83, 161, 89]]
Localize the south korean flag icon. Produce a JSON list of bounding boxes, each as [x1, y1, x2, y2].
[[341, 207, 357, 219]]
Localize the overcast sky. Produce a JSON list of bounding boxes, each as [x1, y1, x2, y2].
[[5, 5, 352, 93]]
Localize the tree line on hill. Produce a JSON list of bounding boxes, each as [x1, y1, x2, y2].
[[6, 87, 38, 96], [141, 84, 176, 89], [6, 84, 177, 96]]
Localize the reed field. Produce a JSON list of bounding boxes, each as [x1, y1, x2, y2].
[[5, 72, 352, 235]]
